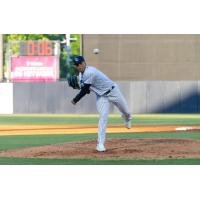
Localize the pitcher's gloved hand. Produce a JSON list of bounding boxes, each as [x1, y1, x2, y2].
[[67, 75, 80, 90]]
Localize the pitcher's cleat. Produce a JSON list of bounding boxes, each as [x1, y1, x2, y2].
[[96, 144, 106, 152], [122, 114, 132, 129], [125, 119, 132, 129]]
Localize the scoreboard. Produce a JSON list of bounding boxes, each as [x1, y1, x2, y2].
[[10, 40, 60, 82], [19, 41, 54, 56]]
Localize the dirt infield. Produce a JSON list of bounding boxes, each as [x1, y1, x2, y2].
[[1, 138, 200, 159], [1, 124, 200, 160], [0, 124, 200, 135]]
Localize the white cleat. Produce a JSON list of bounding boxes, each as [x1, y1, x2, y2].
[[125, 119, 132, 129], [122, 114, 132, 129], [96, 144, 106, 152]]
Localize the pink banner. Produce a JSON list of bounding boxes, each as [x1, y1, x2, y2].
[[11, 56, 59, 82]]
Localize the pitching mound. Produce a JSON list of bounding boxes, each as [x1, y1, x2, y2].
[[1, 138, 200, 159]]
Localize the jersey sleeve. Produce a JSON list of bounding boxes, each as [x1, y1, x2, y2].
[[84, 71, 94, 85], [73, 84, 91, 104]]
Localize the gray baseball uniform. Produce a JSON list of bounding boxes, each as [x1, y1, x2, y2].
[[79, 66, 131, 146]]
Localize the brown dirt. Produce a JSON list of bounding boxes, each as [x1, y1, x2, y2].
[[1, 138, 200, 159], [1, 124, 200, 160]]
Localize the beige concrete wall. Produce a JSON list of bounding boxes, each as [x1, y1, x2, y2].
[[13, 81, 200, 114], [0, 35, 3, 81], [82, 34, 200, 80]]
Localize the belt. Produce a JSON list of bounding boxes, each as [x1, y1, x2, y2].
[[104, 86, 115, 95]]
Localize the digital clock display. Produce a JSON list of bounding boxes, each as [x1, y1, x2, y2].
[[19, 41, 54, 56]]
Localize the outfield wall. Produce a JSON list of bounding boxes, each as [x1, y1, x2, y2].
[[83, 35, 200, 81], [9, 81, 200, 114]]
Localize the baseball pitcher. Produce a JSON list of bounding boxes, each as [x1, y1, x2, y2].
[[68, 56, 132, 152]]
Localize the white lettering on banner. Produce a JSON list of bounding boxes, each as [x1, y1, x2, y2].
[[15, 67, 53, 71], [11, 71, 23, 78], [12, 68, 55, 78], [23, 71, 54, 77], [26, 61, 43, 66]]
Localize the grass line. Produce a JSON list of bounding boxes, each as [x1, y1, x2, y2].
[[0, 114, 200, 118], [1, 157, 200, 165]]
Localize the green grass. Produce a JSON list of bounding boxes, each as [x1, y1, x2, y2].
[[0, 114, 200, 125], [0, 116, 99, 125], [108, 131, 200, 140], [0, 114, 200, 164], [1, 157, 200, 165], [0, 134, 97, 151]]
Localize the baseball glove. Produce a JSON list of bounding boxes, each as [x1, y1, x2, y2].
[[67, 75, 80, 90]]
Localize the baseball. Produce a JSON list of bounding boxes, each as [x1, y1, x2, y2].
[[93, 48, 100, 54]]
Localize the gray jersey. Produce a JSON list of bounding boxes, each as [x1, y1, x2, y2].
[[79, 66, 115, 96], [76, 65, 131, 147]]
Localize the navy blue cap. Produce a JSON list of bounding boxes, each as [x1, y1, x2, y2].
[[72, 56, 85, 65]]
